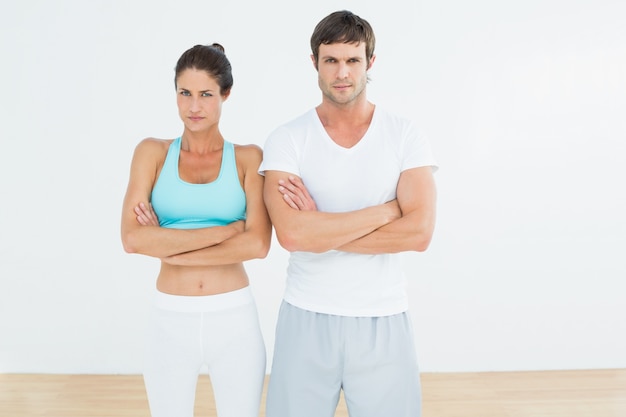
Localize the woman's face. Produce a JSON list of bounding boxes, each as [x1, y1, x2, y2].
[[175, 68, 228, 133]]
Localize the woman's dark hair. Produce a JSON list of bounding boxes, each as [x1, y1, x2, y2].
[[310, 10, 376, 67], [174, 43, 233, 95]]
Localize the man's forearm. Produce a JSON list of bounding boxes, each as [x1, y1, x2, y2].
[[272, 202, 400, 253], [337, 210, 435, 254]]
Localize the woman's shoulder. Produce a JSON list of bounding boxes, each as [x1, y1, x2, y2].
[[233, 142, 262, 161], [136, 137, 174, 150], [133, 137, 174, 157]]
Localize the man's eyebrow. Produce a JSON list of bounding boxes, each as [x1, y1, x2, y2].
[[320, 54, 361, 60]]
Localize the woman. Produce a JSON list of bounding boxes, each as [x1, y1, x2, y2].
[[121, 43, 270, 417]]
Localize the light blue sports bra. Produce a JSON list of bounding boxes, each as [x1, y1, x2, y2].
[[151, 137, 246, 229]]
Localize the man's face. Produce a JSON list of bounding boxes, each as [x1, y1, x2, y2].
[[313, 42, 374, 106]]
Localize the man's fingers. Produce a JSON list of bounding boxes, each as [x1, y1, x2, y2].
[[283, 193, 300, 210]]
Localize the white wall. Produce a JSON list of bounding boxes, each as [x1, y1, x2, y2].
[[1, 0, 624, 374]]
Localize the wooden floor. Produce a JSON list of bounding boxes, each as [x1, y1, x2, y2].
[[1, 369, 625, 416]]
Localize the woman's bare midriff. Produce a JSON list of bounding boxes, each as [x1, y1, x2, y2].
[[156, 263, 249, 296]]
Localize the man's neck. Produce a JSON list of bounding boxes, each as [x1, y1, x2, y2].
[[315, 100, 375, 149], [316, 99, 375, 129]]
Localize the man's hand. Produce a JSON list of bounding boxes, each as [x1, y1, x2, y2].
[[278, 176, 318, 211], [134, 202, 159, 226]]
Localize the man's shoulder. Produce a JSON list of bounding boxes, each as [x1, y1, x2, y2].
[[374, 106, 414, 126], [266, 108, 316, 143], [276, 108, 316, 130]]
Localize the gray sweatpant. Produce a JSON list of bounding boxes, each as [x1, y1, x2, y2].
[[266, 301, 422, 417]]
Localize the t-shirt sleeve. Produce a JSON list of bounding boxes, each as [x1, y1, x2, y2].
[[258, 126, 301, 177], [401, 120, 438, 173]]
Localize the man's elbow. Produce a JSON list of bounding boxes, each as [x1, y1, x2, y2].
[[275, 230, 300, 252], [410, 230, 434, 252], [413, 239, 431, 252], [275, 229, 325, 253]]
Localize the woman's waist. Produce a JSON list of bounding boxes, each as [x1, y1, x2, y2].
[[152, 285, 255, 312], [157, 263, 249, 296]]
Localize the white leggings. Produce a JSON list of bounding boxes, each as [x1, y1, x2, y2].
[[143, 287, 266, 417]]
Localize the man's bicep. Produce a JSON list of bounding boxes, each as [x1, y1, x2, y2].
[[263, 170, 298, 222], [396, 167, 437, 250], [263, 170, 311, 250], [397, 166, 436, 211]]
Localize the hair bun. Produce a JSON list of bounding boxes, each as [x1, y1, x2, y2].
[[210, 43, 225, 53]]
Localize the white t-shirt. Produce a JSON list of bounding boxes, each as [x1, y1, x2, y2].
[[259, 106, 437, 317]]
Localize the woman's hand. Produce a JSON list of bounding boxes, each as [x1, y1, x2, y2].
[[134, 202, 160, 226]]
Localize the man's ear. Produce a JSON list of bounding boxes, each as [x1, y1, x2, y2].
[[310, 54, 319, 71], [367, 54, 376, 71]]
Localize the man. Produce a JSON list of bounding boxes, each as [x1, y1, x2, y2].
[[259, 10, 437, 417]]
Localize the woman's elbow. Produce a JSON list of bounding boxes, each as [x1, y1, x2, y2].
[[250, 230, 272, 259], [121, 231, 140, 254], [255, 238, 271, 259]]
